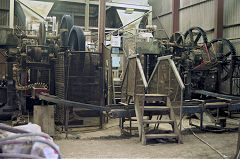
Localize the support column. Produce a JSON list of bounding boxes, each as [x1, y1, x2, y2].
[[85, 0, 90, 42], [85, 0, 90, 31], [98, 0, 106, 53], [214, 0, 224, 38], [9, 0, 14, 28], [148, 6, 152, 25], [172, 0, 179, 33]]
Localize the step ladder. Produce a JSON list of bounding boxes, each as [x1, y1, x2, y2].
[[113, 78, 122, 104], [135, 94, 182, 145]]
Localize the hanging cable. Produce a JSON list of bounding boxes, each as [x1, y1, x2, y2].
[[189, 127, 228, 159]]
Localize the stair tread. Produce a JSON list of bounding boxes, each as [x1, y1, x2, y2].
[[145, 94, 168, 97], [145, 133, 178, 139], [144, 106, 170, 111], [143, 119, 173, 124]]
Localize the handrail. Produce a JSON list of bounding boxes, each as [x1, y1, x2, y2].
[[168, 59, 185, 90], [136, 58, 148, 89], [147, 55, 185, 133], [157, 55, 185, 90]]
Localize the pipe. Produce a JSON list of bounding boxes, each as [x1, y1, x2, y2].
[[0, 124, 29, 133], [0, 133, 51, 142], [0, 139, 62, 159], [0, 153, 45, 159]]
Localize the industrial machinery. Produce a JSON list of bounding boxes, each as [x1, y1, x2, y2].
[[123, 26, 239, 98], [0, 9, 239, 136], [0, 27, 18, 119], [116, 26, 240, 132]]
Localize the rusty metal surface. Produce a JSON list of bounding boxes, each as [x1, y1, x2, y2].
[[172, 0, 180, 33], [55, 52, 104, 124], [55, 53, 65, 124], [214, 0, 224, 38], [136, 42, 160, 55], [0, 28, 18, 46], [98, 0, 106, 53], [121, 56, 146, 104], [123, 36, 146, 57], [148, 60, 181, 103], [0, 49, 7, 80]]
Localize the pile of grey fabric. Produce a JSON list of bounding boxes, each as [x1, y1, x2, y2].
[[0, 123, 62, 159]]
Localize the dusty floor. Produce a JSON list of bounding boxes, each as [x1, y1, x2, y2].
[[54, 117, 238, 159]]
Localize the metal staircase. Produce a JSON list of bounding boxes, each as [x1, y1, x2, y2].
[[135, 94, 182, 145]]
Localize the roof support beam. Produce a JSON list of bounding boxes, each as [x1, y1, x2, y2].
[[214, 0, 224, 38], [9, 0, 14, 28], [98, 0, 106, 53], [172, 0, 179, 33], [30, 0, 151, 11]]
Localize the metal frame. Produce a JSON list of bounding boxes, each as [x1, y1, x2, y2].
[[148, 55, 185, 132]]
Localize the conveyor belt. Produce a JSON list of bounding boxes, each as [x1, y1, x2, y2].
[[38, 93, 110, 111], [192, 90, 240, 100]]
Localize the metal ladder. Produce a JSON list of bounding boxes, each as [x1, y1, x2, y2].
[[135, 94, 182, 145]]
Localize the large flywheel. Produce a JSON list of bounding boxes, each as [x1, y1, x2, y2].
[[59, 15, 73, 47], [68, 26, 86, 73], [184, 27, 208, 47], [208, 38, 236, 81], [170, 32, 184, 46], [183, 27, 210, 70], [68, 26, 85, 51]]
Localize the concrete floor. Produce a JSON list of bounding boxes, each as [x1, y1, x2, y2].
[[54, 118, 238, 159]]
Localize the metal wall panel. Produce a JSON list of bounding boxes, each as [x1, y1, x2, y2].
[[74, 16, 85, 26], [153, 13, 172, 39], [179, 0, 214, 33], [0, 10, 9, 26], [206, 31, 214, 41], [223, 27, 240, 56], [149, 0, 172, 18], [223, 0, 240, 26], [180, 0, 209, 9], [0, 0, 9, 27], [0, 0, 9, 10], [223, 0, 240, 56]]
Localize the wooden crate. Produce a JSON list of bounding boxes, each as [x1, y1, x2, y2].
[[33, 105, 55, 136]]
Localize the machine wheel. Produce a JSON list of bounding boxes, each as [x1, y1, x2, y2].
[[68, 26, 86, 73], [184, 27, 208, 47], [68, 26, 85, 51], [208, 38, 236, 81], [170, 32, 184, 45], [59, 15, 73, 47]]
